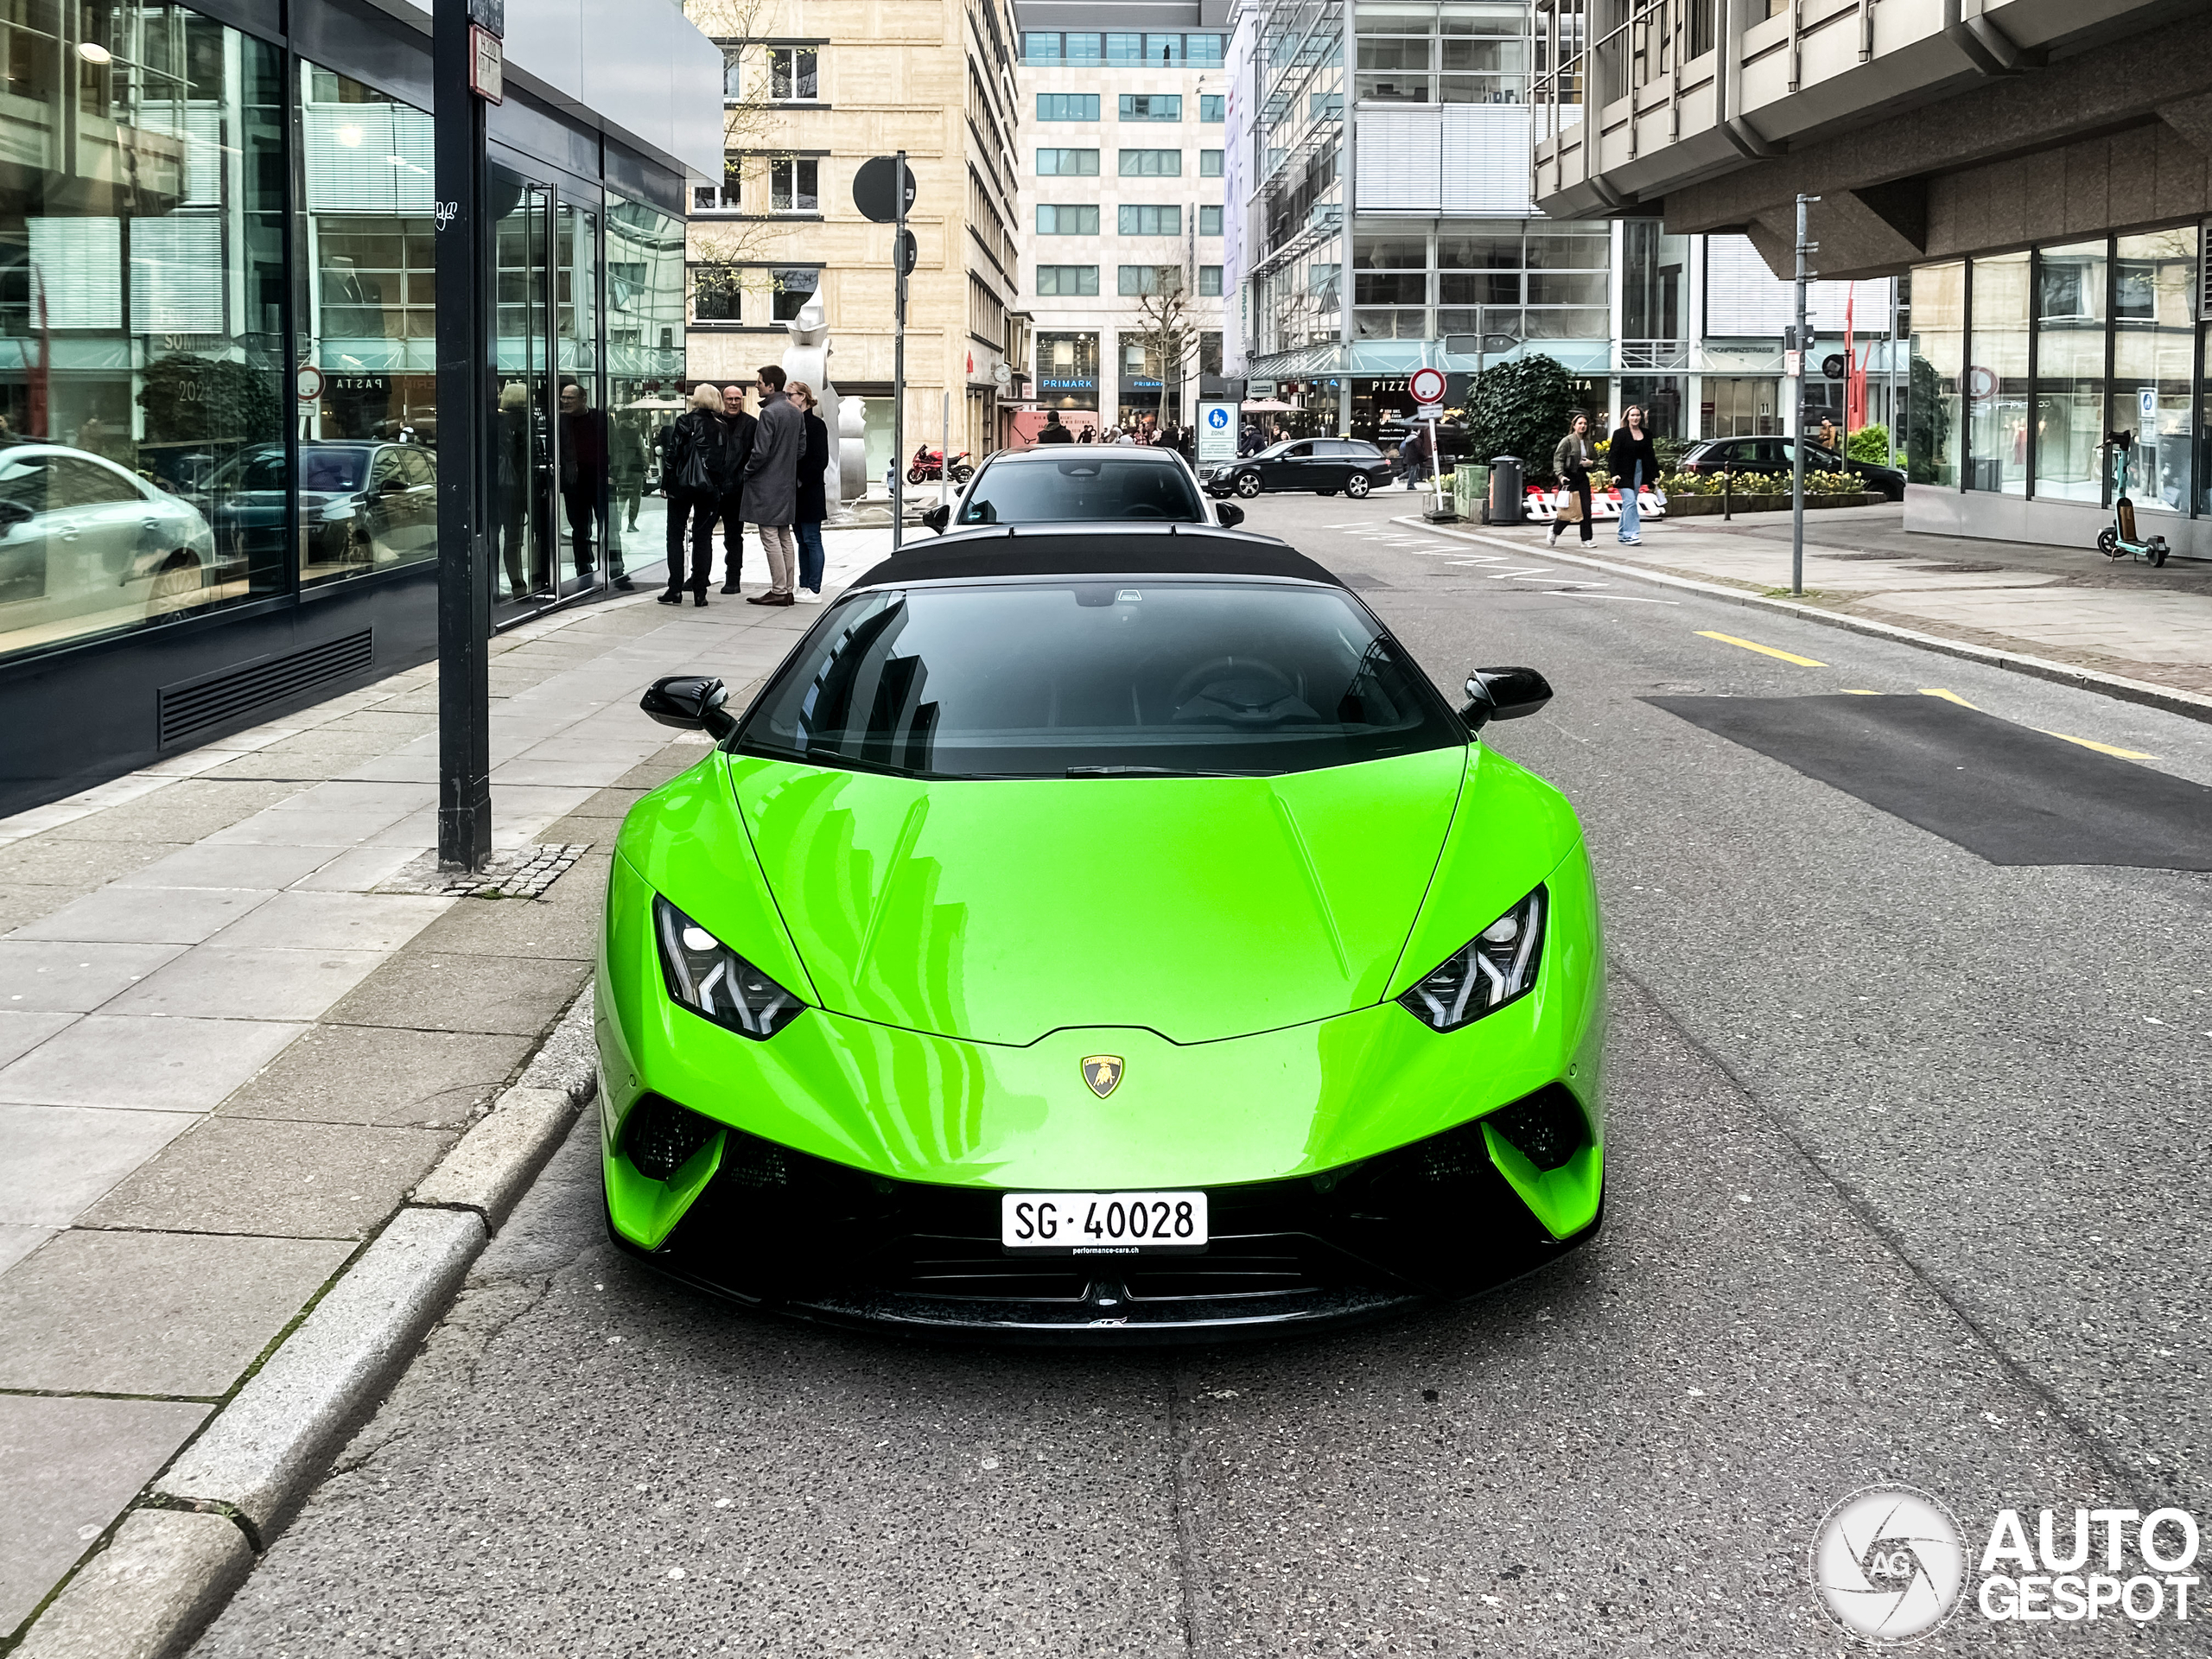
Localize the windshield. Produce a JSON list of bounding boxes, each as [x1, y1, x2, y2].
[[298, 448, 369, 493], [736, 580, 1462, 779], [957, 456, 1205, 524]]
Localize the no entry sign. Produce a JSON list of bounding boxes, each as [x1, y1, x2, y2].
[[1408, 366, 1446, 406]]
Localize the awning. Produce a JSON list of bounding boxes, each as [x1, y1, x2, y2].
[[1243, 338, 1611, 380]]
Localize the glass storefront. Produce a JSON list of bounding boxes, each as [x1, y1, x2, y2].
[[0, 2, 688, 670], [1702, 377, 1780, 436], [1916, 224, 2206, 512]]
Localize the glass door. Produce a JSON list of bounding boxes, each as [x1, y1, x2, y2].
[[555, 200, 613, 590], [491, 170, 555, 622]]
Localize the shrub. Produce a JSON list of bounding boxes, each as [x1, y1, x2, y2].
[[1846, 424, 1891, 466], [1463, 354, 1584, 481]]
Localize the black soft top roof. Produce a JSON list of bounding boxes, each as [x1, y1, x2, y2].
[[849, 528, 1343, 590]]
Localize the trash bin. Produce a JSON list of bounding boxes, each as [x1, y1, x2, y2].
[[1486, 455, 1522, 524]]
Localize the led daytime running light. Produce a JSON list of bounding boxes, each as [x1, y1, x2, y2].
[[1398, 887, 1547, 1032], [654, 896, 804, 1039]]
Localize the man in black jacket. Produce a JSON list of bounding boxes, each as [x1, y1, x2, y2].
[[1036, 410, 1074, 444], [712, 384, 757, 593]]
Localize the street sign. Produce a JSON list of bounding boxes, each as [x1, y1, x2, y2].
[[1821, 353, 1847, 379], [1443, 334, 1517, 356], [1967, 365, 1997, 400], [1414, 404, 1445, 421], [296, 364, 323, 403], [853, 156, 917, 224], [2139, 386, 2158, 421], [466, 0, 504, 29], [1248, 378, 1277, 398], [468, 24, 502, 102], [1198, 401, 1238, 463], [1783, 350, 1802, 378], [1408, 366, 1447, 405], [898, 227, 917, 276]]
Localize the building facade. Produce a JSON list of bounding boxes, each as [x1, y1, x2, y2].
[[681, 0, 1024, 480], [0, 0, 721, 815], [1014, 1, 1231, 439], [1531, 0, 2211, 550]]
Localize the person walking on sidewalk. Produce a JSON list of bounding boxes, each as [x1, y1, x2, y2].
[[1037, 410, 1074, 445], [714, 383, 758, 594], [742, 364, 803, 607], [1547, 413, 1595, 549], [786, 380, 831, 603], [1608, 404, 1658, 547], [658, 384, 734, 607]]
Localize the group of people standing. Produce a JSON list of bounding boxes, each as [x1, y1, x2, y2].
[[1033, 409, 1193, 455], [1548, 404, 1659, 550], [658, 364, 828, 607]]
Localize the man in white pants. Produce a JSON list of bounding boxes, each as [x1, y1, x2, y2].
[[741, 364, 803, 607]]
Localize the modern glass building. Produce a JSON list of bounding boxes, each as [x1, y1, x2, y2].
[[0, 0, 719, 814]]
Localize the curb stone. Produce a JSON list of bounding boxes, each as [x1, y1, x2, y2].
[[1395, 518, 2212, 728], [14, 985, 600, 1657]]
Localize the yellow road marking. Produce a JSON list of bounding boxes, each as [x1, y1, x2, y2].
[[1841, 689, 1881, 695], [2038, 730, 2156, 760], [1918, 688, 1978, 709], [1695, 631, 1826, 668]]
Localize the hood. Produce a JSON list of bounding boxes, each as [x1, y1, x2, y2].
[[725, 748, 1469, 1046]]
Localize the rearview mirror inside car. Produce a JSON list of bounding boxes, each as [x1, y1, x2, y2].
[[920, 504, 950, 534], [640, 674, 735, 740], [1215, 502, 1244, 527], [1461, 666, 1553, 730]]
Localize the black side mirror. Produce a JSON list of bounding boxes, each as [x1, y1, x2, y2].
[[640, 674, 735, 740], [920, 504, 950, 534], [1215, 501, 1244, 527], [1461, 666, 1553, 731]]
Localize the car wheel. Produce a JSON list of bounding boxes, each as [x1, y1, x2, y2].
[[1233, 473, 1262, 499], [951, 465, 974, 484], [147, 549, 202, 615], [2096, 528, 2120, 559], [1345, 473, 1371, 499]]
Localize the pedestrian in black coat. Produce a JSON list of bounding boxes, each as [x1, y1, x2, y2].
[[714, 384, 757, 592], [658, 385, 733, 605]]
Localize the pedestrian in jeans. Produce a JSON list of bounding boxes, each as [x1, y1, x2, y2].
[[1608, 405, 1657, 546], [742, 364, 803, 607], [1547, 414, 1595, 548], [786, 380, 830, 602], [658, 384, 732, 606], [714, 384, 757, 593]]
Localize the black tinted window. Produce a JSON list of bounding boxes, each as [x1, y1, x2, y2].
[[738, 580, 1462, 779], [957, 456, 1204, 524]]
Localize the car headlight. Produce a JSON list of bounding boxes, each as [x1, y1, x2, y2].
[[1397, 887, 1546, 1032], [654, 896, 804, 1039]]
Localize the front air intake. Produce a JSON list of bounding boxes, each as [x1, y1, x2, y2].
[[1483, 1084, 1589, 1172], [622, 1094, 721, 1180]]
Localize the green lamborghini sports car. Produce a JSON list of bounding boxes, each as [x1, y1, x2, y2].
[[597, 530, 1605, 1339]]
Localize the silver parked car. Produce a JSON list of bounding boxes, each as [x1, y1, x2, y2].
[[0, 443, 218, 629]]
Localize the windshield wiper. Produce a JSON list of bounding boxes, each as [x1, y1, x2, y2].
[[1065, 765, 1278, 779]]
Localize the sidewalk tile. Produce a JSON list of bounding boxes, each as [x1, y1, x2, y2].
[[206, 806, 407, 847], [0, 1104, 199, 1228], [363, 808, 437, 849], [0, 1229, 350, 1395], [7, 886, 278, 946], [0, 1224, 51, 1275], [487, 758, 636, 787], [271, 780, 439, 817], [0, 941, 185, 1012], [409, 861, 608, 963], [0, 1010, 73, 1067], [35, 779, 305, 844], [79, 1118, 452, 1241], [325, 950, 588, 1037], [207, 891, 450, 953], [0, 1395, 212, 1634], [216, 1025, 532, 1128], [3, 838, 181, 889], [112, 841, 339, 891], [287, 844, 423, 893], [0, 1014, 306, 1111], [104, 945, 385, 1021]]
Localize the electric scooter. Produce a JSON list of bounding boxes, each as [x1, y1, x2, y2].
[[2097, 431, 2170, 568]]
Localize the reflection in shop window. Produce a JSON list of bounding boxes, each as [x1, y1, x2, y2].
[[0, 5, 285, 663], [1908, 262, 1963, 487], [2033, 239, 2106, 504], [607, 195, 686, 589], [2109, 228, 2196, 515]]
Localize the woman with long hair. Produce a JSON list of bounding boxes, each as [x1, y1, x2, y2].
[[658, 384, 729, 606], [1548, 412, 1595, 549], [785, 380, 830, 603]]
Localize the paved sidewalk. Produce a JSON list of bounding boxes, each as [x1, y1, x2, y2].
[[1465, 503, 2212, 698], [0, 531, 887, 1643]]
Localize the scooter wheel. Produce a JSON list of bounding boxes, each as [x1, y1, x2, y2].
[[2151, 542, 2169, 569], [2096, 528, 2120, 559]]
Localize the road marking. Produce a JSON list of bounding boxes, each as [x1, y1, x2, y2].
[[1551, 593, 1681, 604], [1918, 688, 1978, 709], [1486, 567, 1552, 579], [1695, 630, 1827, 667], [1841, 689, 1882, 695], [2038, 730, 2157, 760]]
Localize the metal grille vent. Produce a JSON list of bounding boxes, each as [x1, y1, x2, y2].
[[157, 629, 372, 748]]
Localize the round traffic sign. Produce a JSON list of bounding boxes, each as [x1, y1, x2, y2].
[[852, 156, 917, 224], [296, 364, 323, 402], [1206, 406, 1230, 429], [1408, 366, 1447, 405], [1967, 365, 1997, 400], [1821, 353, 1847, 379]]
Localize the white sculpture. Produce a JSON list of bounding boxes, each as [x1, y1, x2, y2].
[[781, 292, 855, 509], [839, 395, 868, 506]]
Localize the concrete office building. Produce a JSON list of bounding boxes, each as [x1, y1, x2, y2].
[[0, 0, 722, 814], [1532, 0, 2212, 552], [1014, 1, 1232, 439], [682, 0, 1027, 478]]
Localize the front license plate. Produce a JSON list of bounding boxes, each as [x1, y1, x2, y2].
[[1001, 1191, 1208, 1255]]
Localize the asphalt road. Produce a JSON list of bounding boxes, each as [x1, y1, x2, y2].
[[194, 494, 2212, 1657]]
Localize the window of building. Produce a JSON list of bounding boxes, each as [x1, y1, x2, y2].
[[1144, 33, 1184, 66], [1027, 31, 1215, 67], [1967, 252, 2029, 496], [692, 153, 742, 213], [768, 48, 819, 100], [1120, 149, 1181, 176], [1355, 10, 1526, 104], [1037, 204, 1100, 235], [1186, 34, 1225, 67], [1119, 265, 1182, 296], [2034, 240, 2106, 505], [1120, 93, 1182, 121], [1199, 149, 1224, 177], [1038, 149, 1101, 175], [1199, 205, 1224, 237], [1198, 266, 1224, 296], [770, 267, 820, 321], [1310, 91, 1344, 119], [1037, 331, 1101, 405], [770, 158, 820, 213], [1037, 93, 1098, 120], [691, 265, 742, 323], [722, 48, 745, 99], [2110, 227, 2196, 514], [1022, 32, 1063, 64], [1119, 205, 1181, 236], [1200, 331, 1224, 374], [1907, 263, 1964, 487], [1065, 34, 1104, 65], [1201, 94, 1225, 123], [1037, 265, 1101, 296]]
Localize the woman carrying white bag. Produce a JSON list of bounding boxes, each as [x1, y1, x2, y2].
[[1547, 413, 1595, 548]]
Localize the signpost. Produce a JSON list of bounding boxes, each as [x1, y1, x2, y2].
[[1197, 400, 1237, 465], [1790, 194, 1821, 598], [854, 155, 916, 547], [434, 0, 498, 871]]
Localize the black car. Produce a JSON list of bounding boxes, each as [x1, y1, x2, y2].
[[1204, 438, 1394, 500], [1676, 435, 1905, 500]]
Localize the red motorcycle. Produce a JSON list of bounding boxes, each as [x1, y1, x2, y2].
[[906, 445, 974, 486]]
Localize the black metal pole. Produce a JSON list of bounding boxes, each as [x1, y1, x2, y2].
[[891, 149, 906, 552], [435, 0, 492, 869]]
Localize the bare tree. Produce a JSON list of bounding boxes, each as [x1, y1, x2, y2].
[[1131, 269, 1199, 432], [683, 0, 796, 325]]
